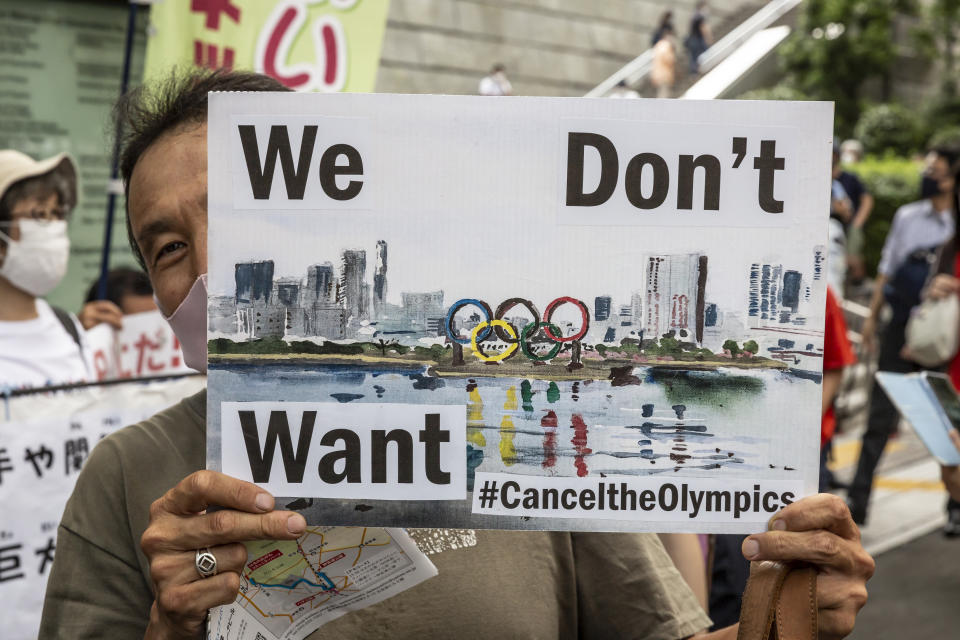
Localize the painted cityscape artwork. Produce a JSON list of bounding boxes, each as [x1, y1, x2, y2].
[[207, 92, 833, 532]]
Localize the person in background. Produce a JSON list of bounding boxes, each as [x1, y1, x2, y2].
[[478, 63, 513, 96], [919, 232, 960, 534], [828, 172, 851, 295], [820, 287, 857, 491], [848, 146, 959, 525], [651, 24, 677, 98], [0, 149, 90, 390], [82, 266, 156, 323], [944, 430, 960, 503], [840, 139, 864, 166], [608, 79, 641, 99], [833, 144, 874, 286], [651, 9, 675, 47], [685, 1, 713, 74]]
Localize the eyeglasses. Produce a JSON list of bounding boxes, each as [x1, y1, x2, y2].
[[2, 206, 70, 224]]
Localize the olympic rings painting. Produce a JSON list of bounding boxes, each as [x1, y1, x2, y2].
[[445, 297, 590, 362]]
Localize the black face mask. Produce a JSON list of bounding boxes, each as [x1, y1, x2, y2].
[[921, 175, 944, 199]]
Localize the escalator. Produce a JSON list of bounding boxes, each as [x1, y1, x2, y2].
[[586, 0, 802, 100]]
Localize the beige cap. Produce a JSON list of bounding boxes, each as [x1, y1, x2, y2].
[[0, 150, 78, 210]]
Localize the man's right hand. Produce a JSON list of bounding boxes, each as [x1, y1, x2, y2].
[[141, 471, 306, 639]]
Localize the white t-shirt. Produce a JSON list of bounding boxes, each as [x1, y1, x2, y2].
[[479, 73, 512, 96], [0, 299, 90, 391]]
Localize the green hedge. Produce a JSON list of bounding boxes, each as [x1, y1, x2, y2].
[[853, 104, 924, 156], [849, 155, 922, 275]]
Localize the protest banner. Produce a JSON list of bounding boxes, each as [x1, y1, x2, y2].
[[84, 310, 193, 381], [144, 0, 390, 93], [0, 376, 206, 639], [206, 93, 833, 534]]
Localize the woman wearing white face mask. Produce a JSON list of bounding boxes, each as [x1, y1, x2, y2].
[[0, 149, 91, 390]]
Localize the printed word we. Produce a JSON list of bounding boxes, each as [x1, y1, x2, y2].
[[238, 124, 363, 201]]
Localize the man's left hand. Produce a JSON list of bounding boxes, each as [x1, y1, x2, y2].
[[741, 494, 874, 639]]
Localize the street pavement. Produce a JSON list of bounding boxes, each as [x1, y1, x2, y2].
[[848, 529, 959, 639]]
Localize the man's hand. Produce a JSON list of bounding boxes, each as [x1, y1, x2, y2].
[[78, 299, 124, 330], [141, 471, 306, 639], [741, 494, 874, 639], [926, 274, 960, 301]]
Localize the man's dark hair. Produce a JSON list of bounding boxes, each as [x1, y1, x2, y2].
[[84, 266, 153, 308], [113, 69, 289, 269]]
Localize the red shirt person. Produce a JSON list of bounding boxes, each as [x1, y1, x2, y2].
[[819, 287, 856, 493]]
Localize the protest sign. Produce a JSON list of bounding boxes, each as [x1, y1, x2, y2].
[[144, 0, 389, 93], [206, 93, 833, 533], [84, 310, 193, 380], [0, 376, 205, 639]]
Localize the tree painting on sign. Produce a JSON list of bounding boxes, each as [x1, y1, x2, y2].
[[206, 92, 833, 533]]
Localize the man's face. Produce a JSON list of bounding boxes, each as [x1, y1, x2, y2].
[[128, 123, 207, 316]]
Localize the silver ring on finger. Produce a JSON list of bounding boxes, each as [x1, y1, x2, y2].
[[195, 547, 218, 579]]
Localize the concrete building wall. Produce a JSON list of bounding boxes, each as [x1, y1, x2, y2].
[[377, 0, 763, 97]]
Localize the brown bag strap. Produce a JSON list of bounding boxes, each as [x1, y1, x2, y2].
[[737, 561, 817, 640]]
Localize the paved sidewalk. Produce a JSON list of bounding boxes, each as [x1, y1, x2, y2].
[[829, 421, 948, 556], [829, 418, 960, 639]]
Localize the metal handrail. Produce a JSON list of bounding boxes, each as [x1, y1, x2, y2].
[[584, 50, 654, 98], [584, 0, 803, 98], [697, 0, 803, 74]]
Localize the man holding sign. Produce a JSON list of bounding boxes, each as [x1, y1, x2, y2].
[[41, 71, 873, 640]]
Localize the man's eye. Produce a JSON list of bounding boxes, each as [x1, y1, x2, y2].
[[156, 241, 186, 261]]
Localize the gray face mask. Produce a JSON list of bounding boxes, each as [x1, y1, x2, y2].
[[0, 219, 70, 297]]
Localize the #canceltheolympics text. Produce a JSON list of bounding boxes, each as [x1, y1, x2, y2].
[[471, 472, 801, 523]]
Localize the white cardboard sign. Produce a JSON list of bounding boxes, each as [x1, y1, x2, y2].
[[207, 93, 832, 533]]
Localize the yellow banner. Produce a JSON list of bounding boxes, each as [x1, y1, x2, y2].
[[144, 0, 389, 92]]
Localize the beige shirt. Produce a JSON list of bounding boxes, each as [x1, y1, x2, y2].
[[651, 39, 677, 88], [40, 391, 711, 639]]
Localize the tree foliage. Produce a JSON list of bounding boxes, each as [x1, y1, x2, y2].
[[779, 0, 918, 136], [922, 0, 960, 95]]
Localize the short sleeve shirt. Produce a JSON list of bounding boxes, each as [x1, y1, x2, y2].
[[837, 171, 866, 212], [877, 199, 955, 277], [0, 299, 89, 390]]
